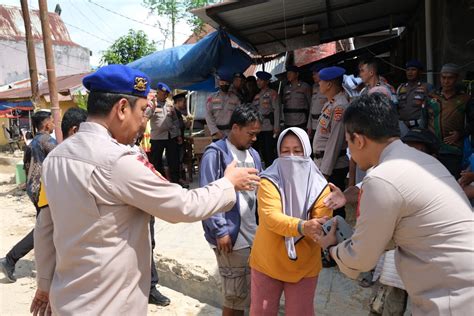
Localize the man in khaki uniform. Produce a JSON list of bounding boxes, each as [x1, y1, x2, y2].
[[148, 82, 181, 184], [319, 94, 474, 316], [252, 71, 280, 166], [307, 65, 328, 139], [205, 73, 241, 140], [282, 65, 312, 128], [396, 60, 433, 130], [36, 65, 260, 315], [313, 66, 349, 218]]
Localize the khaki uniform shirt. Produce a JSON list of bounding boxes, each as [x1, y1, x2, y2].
[[282, 81, 311, 126], [41, 122, 236, 315], [252, 87, 280, 132], [149, 100, 180, 140], [331, 140, 474, 316], [397, 81, 432, 121], [313, 91, 349, 176], [205, 91, 240, 136], [307, 84, 328, 130]]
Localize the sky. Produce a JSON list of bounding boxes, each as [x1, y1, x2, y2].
[[2, 0, 195, 67]]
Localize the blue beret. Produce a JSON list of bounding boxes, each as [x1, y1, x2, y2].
[[311, 64, 325, 72], [319, 66, 346, 81], [233, 72, 245, 79], [156, 82, 171, 93], [286, 65, 299, 73], [406, 59, 424, 70], [83, 64, 150, 98], [217, 72, 233, 82], [256, 71, 272, 81]]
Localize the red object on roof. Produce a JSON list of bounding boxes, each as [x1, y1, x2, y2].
[[0, 4, 79, 46], [294, 42, 337, 67]]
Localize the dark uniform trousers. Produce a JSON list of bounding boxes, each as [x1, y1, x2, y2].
[[6, 205, 41, 267], [328, 167, 349, 219], [254, 131, 277, 168], [150, 138, 180, 183], [149, 216, 159, 288]]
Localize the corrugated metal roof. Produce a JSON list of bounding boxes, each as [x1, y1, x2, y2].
[[0, 4, 79, 46], [193, 0, 422, 55], [0, 72, 90, 100]]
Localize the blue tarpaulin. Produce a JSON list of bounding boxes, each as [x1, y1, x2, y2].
[[128, 29, 253, 92], [0, 100, 33, 113]]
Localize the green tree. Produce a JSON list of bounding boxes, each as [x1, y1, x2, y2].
[[100, 29, 156, 65], [143, 0, 217, 47]]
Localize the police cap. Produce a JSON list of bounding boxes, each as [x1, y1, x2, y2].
[[256, 71, 272, 81], [286, 65, 299, 73], [217, 72, 233, 83], [440, 63, 460, 75], [233, 72, 245, 79], [156, 82, 171, 94], [83, 64, 150, 98], [172, 91, 187, 101], [319, 66, 346, 81], [405, 59, 424, 70], [401, 129, 440, 154]]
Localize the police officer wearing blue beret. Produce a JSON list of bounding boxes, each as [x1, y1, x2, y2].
[[396, 60, 434, 130], [37, 64, 259, 315], [148, 82, 182, 186], [252, 71, 280, 166], [313, 66, 349, 219]]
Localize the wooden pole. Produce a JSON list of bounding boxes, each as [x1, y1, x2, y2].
[[38, 0, 63, 142], [20, 0, 40, 108]]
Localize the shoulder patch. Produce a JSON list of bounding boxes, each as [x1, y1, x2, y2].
[[334, 107, 344, 121], [137, 155, 169, 182]]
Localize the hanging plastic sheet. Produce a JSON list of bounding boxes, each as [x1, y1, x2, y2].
[[128, 29, 253, 91]]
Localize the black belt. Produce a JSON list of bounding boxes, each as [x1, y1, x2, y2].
[[311, 114, 320, 120], [283, 108, 307, 113], [263, 112, 275, 125], [404, 119, 420, 128], [216, 124, 231, 130], [314, 150, 346, 159]]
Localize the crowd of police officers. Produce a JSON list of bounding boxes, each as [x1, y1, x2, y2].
[[152, 59, 473, 198]]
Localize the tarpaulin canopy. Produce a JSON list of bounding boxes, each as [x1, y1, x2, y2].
[[128, 29, 253, 92], [0, 100, 33, 114]]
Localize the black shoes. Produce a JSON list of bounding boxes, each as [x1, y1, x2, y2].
[[0, 257, 16, 283], [149, 287, 171, 306]]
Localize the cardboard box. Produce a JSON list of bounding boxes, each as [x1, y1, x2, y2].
[[193, 136, 213, 154]]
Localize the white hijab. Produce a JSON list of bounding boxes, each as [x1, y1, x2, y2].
[[260, 127, 327, 260]]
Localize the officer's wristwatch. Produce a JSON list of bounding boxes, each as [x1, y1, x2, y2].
[[323, 244, 336, 261]]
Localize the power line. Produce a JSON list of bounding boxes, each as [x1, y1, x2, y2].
[[88, 0, 159, 28], [87, 0, 190, 37], [63, 22, 114, 44], [67, 0, 115, 41], [0, 42, 87, 71], [82, 0, 117, 35]]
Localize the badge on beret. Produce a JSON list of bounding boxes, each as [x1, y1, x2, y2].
[[334, 107, 344, 121], [134, 77, 148, 92]]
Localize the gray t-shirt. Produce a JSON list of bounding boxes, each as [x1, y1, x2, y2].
[[226, 139, 258, 250]]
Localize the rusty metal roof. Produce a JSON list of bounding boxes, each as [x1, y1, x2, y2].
[[0, 72, 90, 100], [0, 4, 79, 46]]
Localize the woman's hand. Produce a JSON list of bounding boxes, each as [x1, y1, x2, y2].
[[303, 217, 328, 242], [316, 217, 338, 250]]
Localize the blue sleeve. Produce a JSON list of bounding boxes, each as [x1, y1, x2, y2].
[[199, 148, 229, 238]]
